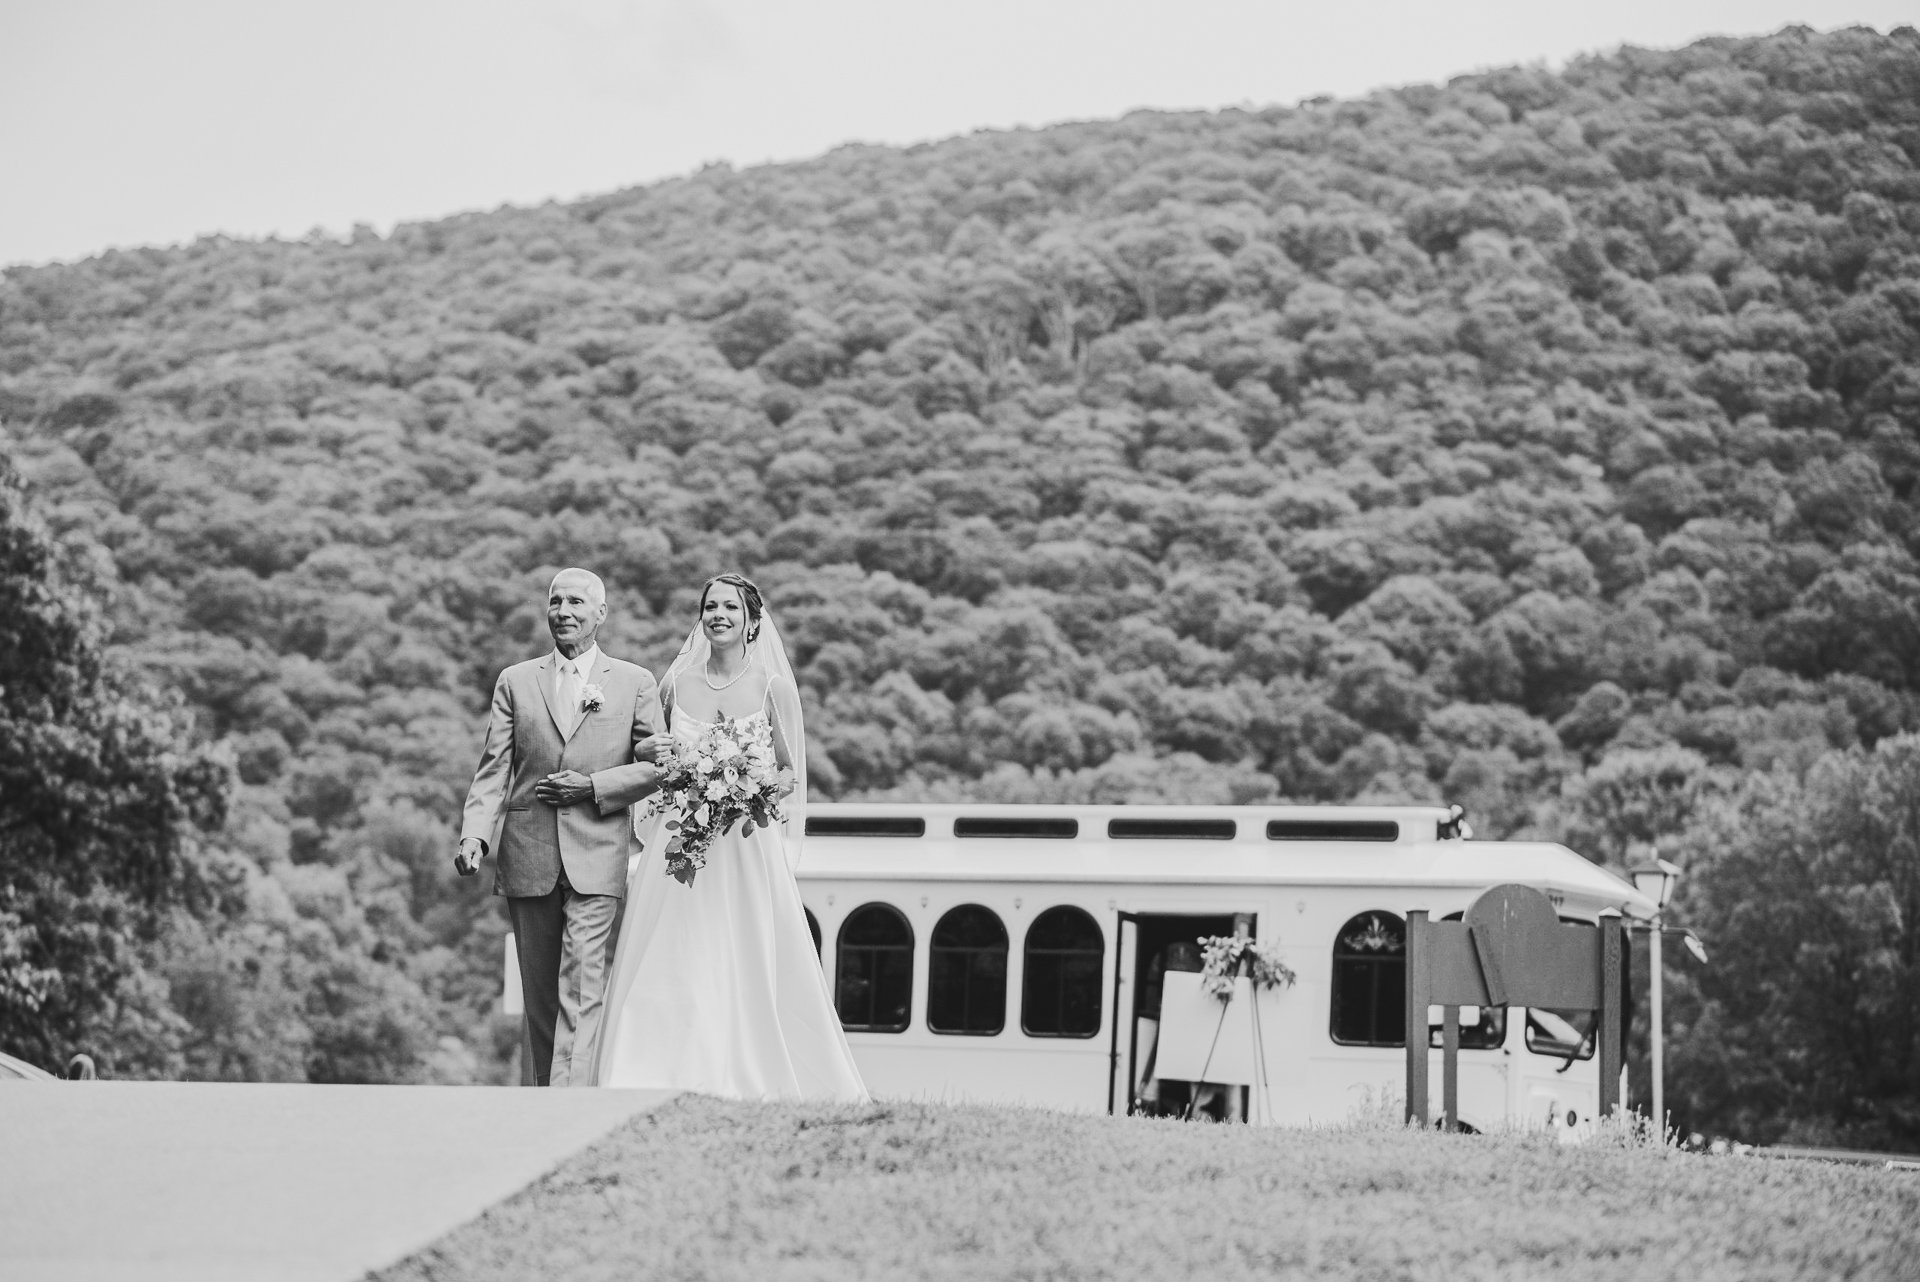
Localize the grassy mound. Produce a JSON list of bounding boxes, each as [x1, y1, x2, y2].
[[375, 1096, 1918, 1281]]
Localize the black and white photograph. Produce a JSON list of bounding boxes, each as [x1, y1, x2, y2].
[[3, 2, 1919, 1277]]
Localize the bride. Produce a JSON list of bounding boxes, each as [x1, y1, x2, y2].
[[594, 574, 867, 1101]]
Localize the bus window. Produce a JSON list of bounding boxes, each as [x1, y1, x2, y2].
[[1525, 1008, 1596, 1060], [1435, 911, 1506, 1050], [928, 905, 1008, 1036], [804, 907, 822, 959], [1330, 912, 1407, 1047], [1526, 918, 1600, 1060], [836, 903, 913, 1033], [1022, 907, 1103, 1038]]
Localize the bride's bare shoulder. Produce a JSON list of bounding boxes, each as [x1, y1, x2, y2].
[[742, 671, 780, 712]]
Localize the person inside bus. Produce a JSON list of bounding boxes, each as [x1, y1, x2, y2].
[[1131, 941, 1183, 1115]]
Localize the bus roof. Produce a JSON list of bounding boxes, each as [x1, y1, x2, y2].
[[796, 803, 1655, 918]]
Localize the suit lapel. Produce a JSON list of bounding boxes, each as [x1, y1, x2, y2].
[[572, 654, 616, 744], [534, 653, 570, 742]]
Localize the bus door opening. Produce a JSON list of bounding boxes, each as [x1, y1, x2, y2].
[[1115, 912, 1247, 1120]]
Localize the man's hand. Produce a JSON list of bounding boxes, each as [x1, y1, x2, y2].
[[632, 733, 669, 765], [454, 837, 485, 877], [535, 771, 595, 807]]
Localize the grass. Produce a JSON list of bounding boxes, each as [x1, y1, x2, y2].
[[374, 1096, 1920, 1282]]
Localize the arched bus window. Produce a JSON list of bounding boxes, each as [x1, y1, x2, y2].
[[1437, 911, 1506, 1050], [928, 905, 1008, 1036], [836, 904, 912, 1033], [804, 908, 822, 959], [1330, 912, 1407, 1047], [1022, 906, 1103, 1038]]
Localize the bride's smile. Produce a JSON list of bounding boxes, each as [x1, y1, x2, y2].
[[701, 584, 749, 648]]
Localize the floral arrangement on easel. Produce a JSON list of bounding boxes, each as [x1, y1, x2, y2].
[[1184, 935, 1294, 1124], [1197, 935, 1296, 1001]]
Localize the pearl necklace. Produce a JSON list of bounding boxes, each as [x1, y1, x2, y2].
[[703, 649, 753, 690]]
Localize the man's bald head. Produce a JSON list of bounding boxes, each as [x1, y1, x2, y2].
[[546, 568, 608, 657], [549, 568, 606, 607]]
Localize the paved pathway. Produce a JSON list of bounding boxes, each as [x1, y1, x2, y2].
[[0, 1081, 675, 1282]]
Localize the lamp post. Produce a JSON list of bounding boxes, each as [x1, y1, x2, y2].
[[1629, 853, 1681, 1133]]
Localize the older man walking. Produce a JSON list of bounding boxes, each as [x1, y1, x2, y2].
[[456, 568, 661, 1085]]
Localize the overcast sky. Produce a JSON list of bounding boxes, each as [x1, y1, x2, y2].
[[3, 0, 1917, 268]]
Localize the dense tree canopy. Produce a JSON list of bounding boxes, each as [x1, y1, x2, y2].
[[1667, 734, 1920, 1148], [0, 457, 230, 1070], [1, 26, 1916, 1140]]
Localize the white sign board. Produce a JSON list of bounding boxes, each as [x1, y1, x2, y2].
[[1152, 971, 1281, 1087]]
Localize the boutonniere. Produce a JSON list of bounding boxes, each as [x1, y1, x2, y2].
[[580, 684, 605, 713]]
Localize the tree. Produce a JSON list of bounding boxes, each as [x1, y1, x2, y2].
[[1667, 735, 1920, 1150], [0, 459, 232, 1073]]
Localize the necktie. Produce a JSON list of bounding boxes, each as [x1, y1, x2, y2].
[[558, 660, 581, 736]]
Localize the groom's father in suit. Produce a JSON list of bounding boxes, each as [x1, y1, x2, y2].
[[456, 568, 662, 1086]]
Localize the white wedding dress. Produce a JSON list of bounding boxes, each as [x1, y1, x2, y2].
[[594, 669, 867, 1101]]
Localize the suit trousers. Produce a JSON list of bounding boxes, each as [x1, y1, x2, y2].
[[507, 872, 622, 1087]]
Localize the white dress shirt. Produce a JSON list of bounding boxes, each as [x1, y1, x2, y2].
[[553, 643, 600, 694]]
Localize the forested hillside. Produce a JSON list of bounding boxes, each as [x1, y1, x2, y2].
[[3, 26, 1917, 1144]]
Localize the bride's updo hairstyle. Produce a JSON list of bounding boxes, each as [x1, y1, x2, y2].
[[700, 573, 765, 644]]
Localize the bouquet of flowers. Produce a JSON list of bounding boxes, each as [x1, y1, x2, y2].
[[641, 714, 791, 886], [1197, 935, 1297, 1002]]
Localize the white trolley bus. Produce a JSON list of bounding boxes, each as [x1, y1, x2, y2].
[[792, 802, 1654, 1133]]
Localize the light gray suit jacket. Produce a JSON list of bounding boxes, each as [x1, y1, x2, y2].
[[460, 650, 661, 899]]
